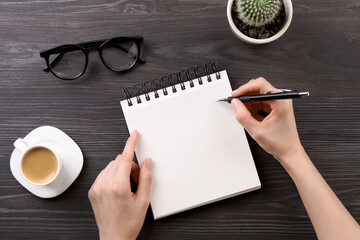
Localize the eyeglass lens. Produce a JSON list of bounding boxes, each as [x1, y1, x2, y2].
[[101, 40, 139, 71], [49, 46, 86, 79]]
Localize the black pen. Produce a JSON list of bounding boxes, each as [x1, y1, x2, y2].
[[217, 89, 309, 103]]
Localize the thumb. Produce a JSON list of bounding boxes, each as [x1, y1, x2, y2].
[[136, 158, 152, 207], [231, 99, 259, 135]]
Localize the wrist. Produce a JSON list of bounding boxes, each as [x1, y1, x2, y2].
[[276, 146, 311, 175], [100, 232, 135, 240], [275, 142, 304, 163]]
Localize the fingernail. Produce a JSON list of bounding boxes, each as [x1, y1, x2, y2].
[[231, 99, 239, 109], [146, 158, 152, 169], [131, 130, 137, 136]]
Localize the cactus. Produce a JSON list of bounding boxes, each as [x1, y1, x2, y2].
[[236, 0, 283, 27]]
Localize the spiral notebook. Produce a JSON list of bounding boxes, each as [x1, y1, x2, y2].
[[120, 62, 261, 219]]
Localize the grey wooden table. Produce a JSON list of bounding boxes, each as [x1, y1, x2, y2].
[[0, 0, 359, 239]]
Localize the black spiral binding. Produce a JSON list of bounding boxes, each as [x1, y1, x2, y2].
[[123, 61, 221, 107]]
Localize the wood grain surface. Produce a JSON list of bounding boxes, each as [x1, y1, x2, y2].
[[0, 0, 359, 239]]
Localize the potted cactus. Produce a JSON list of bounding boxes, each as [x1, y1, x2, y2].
[[227, 0, 293, 44]]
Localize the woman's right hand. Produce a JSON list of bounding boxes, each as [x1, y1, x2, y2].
[[233, 78, 360, 239], [231, 77, 305, 166]]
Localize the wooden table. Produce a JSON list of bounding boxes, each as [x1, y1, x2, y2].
[[0, 0, 359, 239]]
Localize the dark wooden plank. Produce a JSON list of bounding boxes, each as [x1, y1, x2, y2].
[[0, 0, 359, 239]]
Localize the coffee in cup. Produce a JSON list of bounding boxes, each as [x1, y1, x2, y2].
[[21, 147, 58, 184], [14, 138, 61, 185]]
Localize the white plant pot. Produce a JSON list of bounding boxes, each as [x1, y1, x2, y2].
[[227, 0, 293, 44]]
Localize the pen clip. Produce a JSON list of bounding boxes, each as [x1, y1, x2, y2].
[[264, 89, 294, 94]]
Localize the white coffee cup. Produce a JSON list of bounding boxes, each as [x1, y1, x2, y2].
[[14, 138, 62, 186]]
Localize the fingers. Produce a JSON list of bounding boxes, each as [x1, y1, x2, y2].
[[121, 130, 138, 162], [106, 158, 119, 181], [131, 162, 140, 184], [89, 131, 141, 204], [136, 158, 152, 208], [89, 160, 116, 200], [231, 99, 260, 136], [116, 130, 139, 182], [232, 77, 284, 111], [94, 160, 115, 185], [232, 77, 275, 97]]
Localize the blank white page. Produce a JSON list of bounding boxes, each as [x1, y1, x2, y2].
[[120, 70, 261, 219]]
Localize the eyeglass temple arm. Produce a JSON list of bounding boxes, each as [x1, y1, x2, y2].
[[138, 58, 146, 64], [78, 40, 106, 49], [114, 45, 146, 64], [103, 44, 146, 64], [43, 53, 62, 72]]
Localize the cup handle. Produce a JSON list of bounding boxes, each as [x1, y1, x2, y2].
[[14, 138, 29, 153]]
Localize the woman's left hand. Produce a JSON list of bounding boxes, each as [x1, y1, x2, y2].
[[88, 130, 152, 240]]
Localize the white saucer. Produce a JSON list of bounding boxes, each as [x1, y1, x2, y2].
[[10, 126, 83, 198]]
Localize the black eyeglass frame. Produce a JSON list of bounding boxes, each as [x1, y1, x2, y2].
[[39, 36, 146, 80]]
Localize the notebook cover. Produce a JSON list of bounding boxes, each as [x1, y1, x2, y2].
[[120, 70, 261, 219]]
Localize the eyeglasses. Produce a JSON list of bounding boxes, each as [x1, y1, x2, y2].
[[40, 36, 145, 80]]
